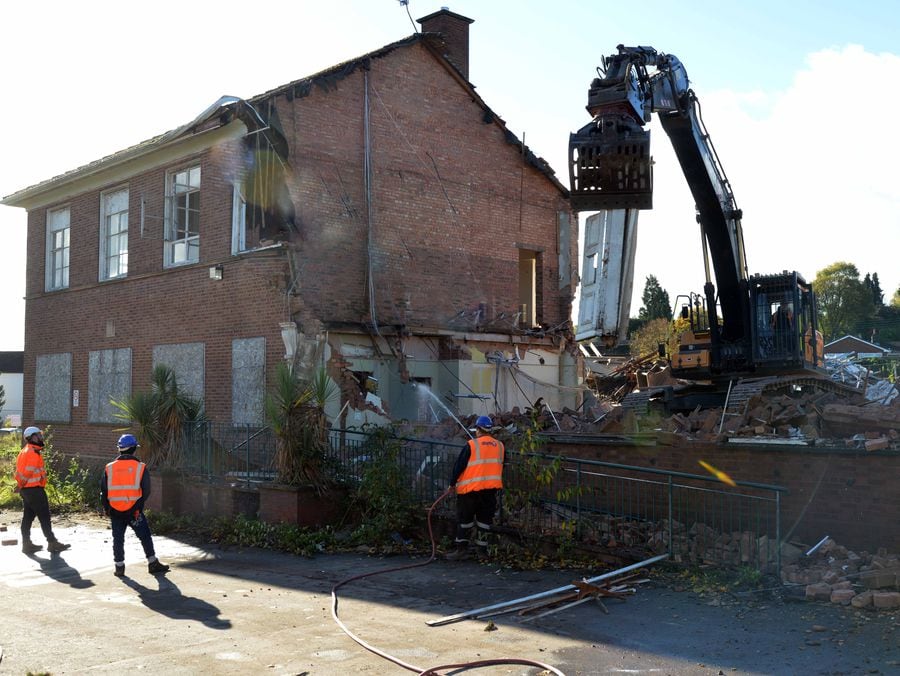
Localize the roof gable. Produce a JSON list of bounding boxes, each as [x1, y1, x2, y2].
[[3, 31, 567, 208], [824, 335, 888, 353]]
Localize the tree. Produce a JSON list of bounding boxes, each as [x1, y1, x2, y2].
[[111, 365, 205, 468], [863, 272, 884, 307], [812, 262, 875, 341], [0, 381, 5, 422], [891, 287, 900, 309], [638, 275, 672, 322]]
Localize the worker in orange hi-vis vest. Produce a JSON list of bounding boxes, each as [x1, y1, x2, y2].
[[15, 426, 71, 555], [100, 434, 170, 578], [447, 415, 504, 559]]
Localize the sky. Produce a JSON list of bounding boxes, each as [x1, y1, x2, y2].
[[2, 0, 898, 351]]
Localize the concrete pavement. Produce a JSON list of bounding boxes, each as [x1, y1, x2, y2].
[[1, 510, 896, 675]]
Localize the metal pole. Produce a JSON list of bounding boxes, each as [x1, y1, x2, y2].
[[426, 553, 669, 626]]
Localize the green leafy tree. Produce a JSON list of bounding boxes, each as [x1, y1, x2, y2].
[[863, 272, 884, 307], [638, 275, 672, 322], [892, 287, 900, 308], [812, 262, 875, 341]]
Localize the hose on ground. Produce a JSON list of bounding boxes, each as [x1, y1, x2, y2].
[[330, 486, 565, 675]]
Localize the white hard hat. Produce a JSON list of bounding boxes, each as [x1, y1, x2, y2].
[[23, 426, 42, 439]]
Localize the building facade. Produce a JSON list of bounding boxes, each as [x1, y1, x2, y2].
[[2, 11, 581, 461]]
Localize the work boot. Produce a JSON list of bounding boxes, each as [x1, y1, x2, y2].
[[444, 545, 472, 561], [148, 560, 170, 575], [114, 565, 125, 578], [47, 540, 71, 553], [22, 540, 43, 554]]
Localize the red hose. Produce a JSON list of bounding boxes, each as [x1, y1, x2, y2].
[[330, 487, 565, 675]]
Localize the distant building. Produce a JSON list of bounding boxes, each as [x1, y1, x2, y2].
[[824, 335, 890, 359], [0, 351, 24, 426]]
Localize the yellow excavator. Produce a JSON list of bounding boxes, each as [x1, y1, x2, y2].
[[570, 46, 848, 413]]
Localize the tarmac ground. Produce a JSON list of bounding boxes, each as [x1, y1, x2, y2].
[[0, 509, 897, 675]]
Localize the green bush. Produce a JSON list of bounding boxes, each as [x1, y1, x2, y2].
[[0, 428, 97, 511]]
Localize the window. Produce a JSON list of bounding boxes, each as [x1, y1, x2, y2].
[[165, 165, 200, 266], [45, 206, 70, 291], [231, 182, 252, 254], [100, 188, 129, 279]]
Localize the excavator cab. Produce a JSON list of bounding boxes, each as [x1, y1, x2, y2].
[[749, 273, 824, 373]]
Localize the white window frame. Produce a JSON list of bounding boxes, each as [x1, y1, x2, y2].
[[164, 165, 201, 267], [231, 182, 248, 254], [99, 186, 129, 280], [45, 206, 70, 291]]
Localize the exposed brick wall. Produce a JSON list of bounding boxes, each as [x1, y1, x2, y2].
[[549, 439, 900, 554], [20, 39, 576, 459]]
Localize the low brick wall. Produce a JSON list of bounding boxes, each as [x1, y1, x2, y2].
[[145, 473, 259, 521], [546, 437, 900, 554]]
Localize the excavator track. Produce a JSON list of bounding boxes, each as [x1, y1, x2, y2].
[[721, 375, 863, 423], [620, 388, 668, 412]]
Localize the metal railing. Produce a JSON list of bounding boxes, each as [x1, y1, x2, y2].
[[500, 453, 785, 574], [179, 422, 276, 482], [178, 424, 785, 573]]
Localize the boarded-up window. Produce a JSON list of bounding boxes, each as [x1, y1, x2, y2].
[[152, 343, 205, 401], [232, 338, 265, 425], [34, 353, 72, 422], [88, 348, 132, 423]]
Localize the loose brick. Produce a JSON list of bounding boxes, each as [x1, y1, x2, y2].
[[830, 589, 855, 605], [872, 592, 900, 609]]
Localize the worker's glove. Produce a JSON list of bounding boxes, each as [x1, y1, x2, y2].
[[129, 510, 143, 527]]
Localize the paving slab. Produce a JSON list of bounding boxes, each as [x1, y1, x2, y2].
[[0, 510, 897, 675]]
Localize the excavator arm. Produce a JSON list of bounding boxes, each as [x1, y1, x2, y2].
[[570, 45, 750, 354]]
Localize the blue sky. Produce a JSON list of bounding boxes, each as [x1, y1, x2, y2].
[[2, 0, 898, 350]]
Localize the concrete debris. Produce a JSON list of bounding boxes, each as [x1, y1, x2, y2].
[[781, 537, 900, 609]]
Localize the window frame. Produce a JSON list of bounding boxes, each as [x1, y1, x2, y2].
[[45, 205, 71, 291], [164, 164, 201, 267], [99, 185, 130, 281]]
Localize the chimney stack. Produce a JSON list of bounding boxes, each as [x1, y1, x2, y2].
[[417, 8, 474, 80]]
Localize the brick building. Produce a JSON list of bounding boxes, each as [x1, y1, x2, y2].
[[1, 10, 581, 461]]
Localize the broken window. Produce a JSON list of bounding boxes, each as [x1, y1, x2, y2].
[[45, 206, 70, 291], [100, 187, 129, 280], [165, 165, 200, 266], [231, 147, 293, 254]]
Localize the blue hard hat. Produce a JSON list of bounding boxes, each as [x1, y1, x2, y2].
[[117, 433, 139, 450], [475, 415, 493, 430]]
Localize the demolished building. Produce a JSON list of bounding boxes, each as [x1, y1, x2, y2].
[[1, 10, 583, 461]]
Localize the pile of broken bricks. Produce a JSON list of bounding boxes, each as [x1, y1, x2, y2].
[[780, 537, 900, 610]]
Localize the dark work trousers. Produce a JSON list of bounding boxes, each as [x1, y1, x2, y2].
[[455, 488, 499, 545], [20, 486, 57, 543], [110, 509, 157, 566]]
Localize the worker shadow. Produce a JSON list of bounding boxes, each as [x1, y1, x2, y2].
[[25, 551, 95, 589], [120, 574, 232, 629]]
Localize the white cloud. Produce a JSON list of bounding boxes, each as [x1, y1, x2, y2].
[[628, 45, 900, 317]]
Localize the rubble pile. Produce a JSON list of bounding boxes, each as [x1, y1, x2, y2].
[[780, 538, 900, 609]]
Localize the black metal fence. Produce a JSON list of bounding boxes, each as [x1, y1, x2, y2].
[[179, 423, 785, 573]]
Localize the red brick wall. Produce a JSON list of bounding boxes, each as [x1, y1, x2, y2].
[[549, 439, 900, 554], [20, 40, 575, 460], [273, 42, 574, 331]]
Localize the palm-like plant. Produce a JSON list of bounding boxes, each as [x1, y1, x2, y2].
[[111, 365, 205, 468], [265, 363, 337, 493]]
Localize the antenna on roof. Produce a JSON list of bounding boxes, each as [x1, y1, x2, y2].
[[398, 0, 418, 33]]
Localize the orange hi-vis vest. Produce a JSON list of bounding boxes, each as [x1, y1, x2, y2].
[[16, 444, 47, 489], [456, 435, 504, 494], [105, 457, 146, 512]]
